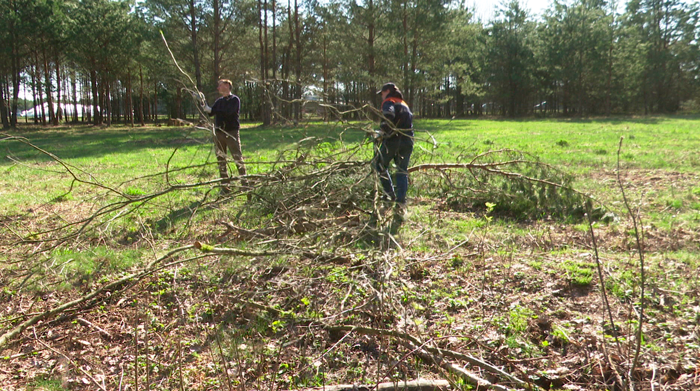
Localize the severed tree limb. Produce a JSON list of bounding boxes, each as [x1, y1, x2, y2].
[[409, 161, 530, 173], [192, 241, 286, 256], [32, 329, 108, 391], [76, 317, 112, 340], [193, 241, 354, 265], [217, 214, 361, 240], [327, 325, 530, 390], [288, 379, 451, 391], [409, 162, 567, 191], [0, 245, 196, 350], [411, 346, 509, 391]]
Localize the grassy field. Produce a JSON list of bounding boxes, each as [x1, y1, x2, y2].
[[1, 117, 699, 391]]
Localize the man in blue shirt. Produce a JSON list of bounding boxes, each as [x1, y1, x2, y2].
[[202, 79, 246, 192]]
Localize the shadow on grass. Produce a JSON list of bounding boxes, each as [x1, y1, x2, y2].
[[126, 198, 212, 242], [1, 122, 370, 164], [481, 113, 700, 125]]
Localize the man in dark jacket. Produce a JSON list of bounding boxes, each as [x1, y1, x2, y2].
[[374, 82, 414, 210], [202, 79, 247, 191]]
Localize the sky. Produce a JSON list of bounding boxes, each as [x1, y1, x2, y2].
[[471, 0, 551, 21], [471, 0, 644, 21]]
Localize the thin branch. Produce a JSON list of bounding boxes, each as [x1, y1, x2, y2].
[[616, 137, 646, 391], [0, 245, 195, 349], [327, 325, 529, 389]]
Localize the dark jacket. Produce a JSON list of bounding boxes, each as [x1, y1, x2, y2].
[[380, 92, 413, 137], [209, 94, 240, 131]]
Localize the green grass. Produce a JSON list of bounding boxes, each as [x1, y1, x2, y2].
[[3, 117, 698, 243], [414, 116, 700, 173], [26, 378, 67, 391], [2, 117, 700, 283], [4, 117, 700, 204]]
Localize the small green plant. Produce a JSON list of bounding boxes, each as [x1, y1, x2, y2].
[[51, 192, 74, 203], [666, 198, 683, 209], [126, 186, 147, 196], [507, 305, 532, 335], [562, 260, 594, 286], [27, 378, 67, 391], [485, 202, 496, 223], [552, 325, 571, 345]]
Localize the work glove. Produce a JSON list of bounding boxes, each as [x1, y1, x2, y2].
[[379, 121, 394, 138], [187, 89, 210, 112], [373, 129, 385, 141]]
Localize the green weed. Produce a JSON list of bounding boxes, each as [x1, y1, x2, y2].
[[27, 378, 67, 391], [561, 260, 595, 287]]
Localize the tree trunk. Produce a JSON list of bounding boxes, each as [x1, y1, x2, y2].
[[294, 0, 301, 120], [444, 76, 451, 117], [213, 0, 221, 85], [62, 64, 69, 123], [42, 49, 55, 125], [367, 0, 376, 106], [128, 69, 134, 127], [264, 0, 269, 80], [154, 80, 159, 124], [410, 24, 418, 105], [10, 50, 20, 127], [176, 85, 182, 119], [402, 1, 409, 99], [106, 77, 112, 127], [91, 66, 100, 125], [71, 69, 78, 123], [0, 77, 9, 129], [54, 54, 61, 125], [322, 32, 328, 121], [189, 0, 202, 91], [30, 63, 38, 124], [82, 75, 88, 123], [259, 0, 271, 125], [139, 65, 144, 126], [272, 0, 277, 79], [285, 0, 293, 119], [38, 61, 46, 125], [456, 80, 464, 117]]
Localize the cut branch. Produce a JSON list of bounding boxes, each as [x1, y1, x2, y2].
[[0, 245, 196, 350], [327, 325, 530, 390], [288, 379, 451, 391]]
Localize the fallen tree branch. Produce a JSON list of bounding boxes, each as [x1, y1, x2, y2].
[[0, 245, 195, 350], [409, 162, 567, 190], [406, 341, 511, 391], [32, 329, 108, 391], [617, 136, 646, 391], [288, 379, 451, 391], [192, 241, 286, 256], [76, 317, 112, 340], [217, 214, 361, 240], [327, 325, 530, 390]]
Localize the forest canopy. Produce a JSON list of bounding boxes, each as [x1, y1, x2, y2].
[[1, 0, 699, 128]]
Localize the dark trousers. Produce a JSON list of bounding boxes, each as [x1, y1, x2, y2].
[[373, 135, 413, 204], [214, 128, 246, 184]]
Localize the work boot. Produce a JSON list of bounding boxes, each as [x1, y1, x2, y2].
[[394, 202, 407, 217]]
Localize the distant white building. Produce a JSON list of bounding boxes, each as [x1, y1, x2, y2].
[[19, 102, 99, 118]]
